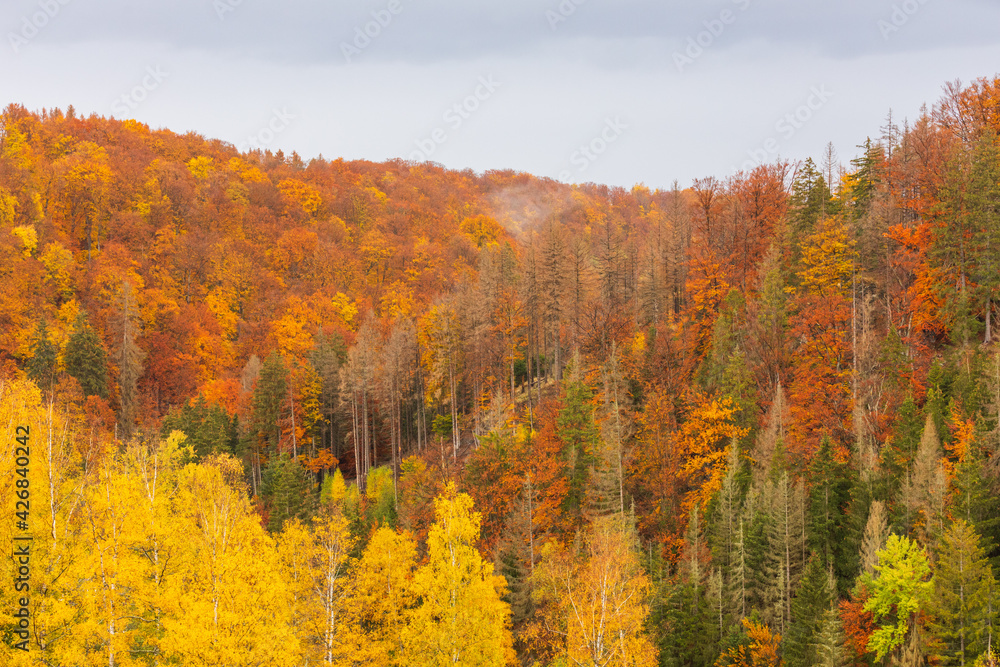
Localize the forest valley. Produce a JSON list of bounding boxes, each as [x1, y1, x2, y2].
[[1, 75, 1000, 667]]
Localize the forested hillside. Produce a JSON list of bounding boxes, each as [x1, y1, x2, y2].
[[1, 76, 1000, 666]]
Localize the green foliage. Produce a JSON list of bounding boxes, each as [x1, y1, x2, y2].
[[365, 465, 397, 528], [251, 351, 288, 450], [807, 436, 856, 592], [557, 374, 600, 524], [928, 520, 999, 667], [261, 454, 316, 532], [784, 556, 833, 667], [951, 446, 1000, 572], [64, 312, 109, 399], [320, 468, 362, 529], [789, 157, 834, 240], [656, 579, 717, 667], [863, 534, 932, 661], [431, 413, 453, 439], [308, 329, 346, 446], [161, 395, 237, 459], [931, 130, 1000, 346], [844, 138, 884, 220], [26, 319, 57, 389]]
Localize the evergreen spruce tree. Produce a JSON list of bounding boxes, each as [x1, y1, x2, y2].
[[788, 157, 834, 250], [928, 520, 999, 667], [251, 351, 289, 451], [951, 431, 1000, 572], [27, 319, 58, 390], [762, 471, 806, 636], [711, 443, 746, 591], [814, 606, 846, 667], [64, 312, 109, 399], [161, 395, 238, 459], [659, 513, 717, 667], [784, 556, 833, 667], [261, 454, 316, 532], [807, 435, 854, 591], [557, 371, 600, 526], [309, 329, 346, 453]]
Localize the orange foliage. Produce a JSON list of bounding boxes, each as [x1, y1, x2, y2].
[[201, 378, 243, 416], [530, 400, 572, 540], [300, 449, 337, 474], [839, 586, 875, 667], [717, 618, 783, 667], [676, 393, 748, 513], [787, 292, 852, 463]]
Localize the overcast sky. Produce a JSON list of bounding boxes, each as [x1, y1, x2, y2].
[[2, 0, 999, 189]]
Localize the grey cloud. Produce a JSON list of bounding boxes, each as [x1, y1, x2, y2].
[[5, 0, 999, 66]]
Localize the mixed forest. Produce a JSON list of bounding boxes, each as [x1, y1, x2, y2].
[[1, 75, 1000, 666]]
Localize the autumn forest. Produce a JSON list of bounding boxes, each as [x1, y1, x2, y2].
[[2, 76, 1000, 666]]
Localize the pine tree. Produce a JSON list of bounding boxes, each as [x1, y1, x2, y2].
[[249, 351, 289, 493], [309, 329, 346, 455], [557, 370, 600, 526], [808, 436, 854, 589], [784, 556, 833, 667], [762, 471, 806, 636], [586, 345, 633, 519], [928, 520, 999, 667], [752, 382, 790, 487], [262, 454, 316, 532], [27, 319, 58, 390], [161, 395, 237, 459], [658, 511, 717, 667], [814, 606, 846, 667], [730, 517, 750, 620], [64, 312, 109, 399], [711, 442, 746, 591], [843, 138, 884, 220], [789, 157, 833, 240], [951, 437, 1000, 573]]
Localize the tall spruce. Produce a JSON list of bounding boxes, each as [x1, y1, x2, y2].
[[64, 312, 109, 399], [784, 556, 833, 667], [27, 319, 58, 390], [928, 520, 999, 667]]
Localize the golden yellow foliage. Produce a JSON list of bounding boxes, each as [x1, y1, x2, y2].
[[677, 394, 749, 512], [797, 215, 856, 297], [535, 515, 659, 667], [403, 483, 515, 666]]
